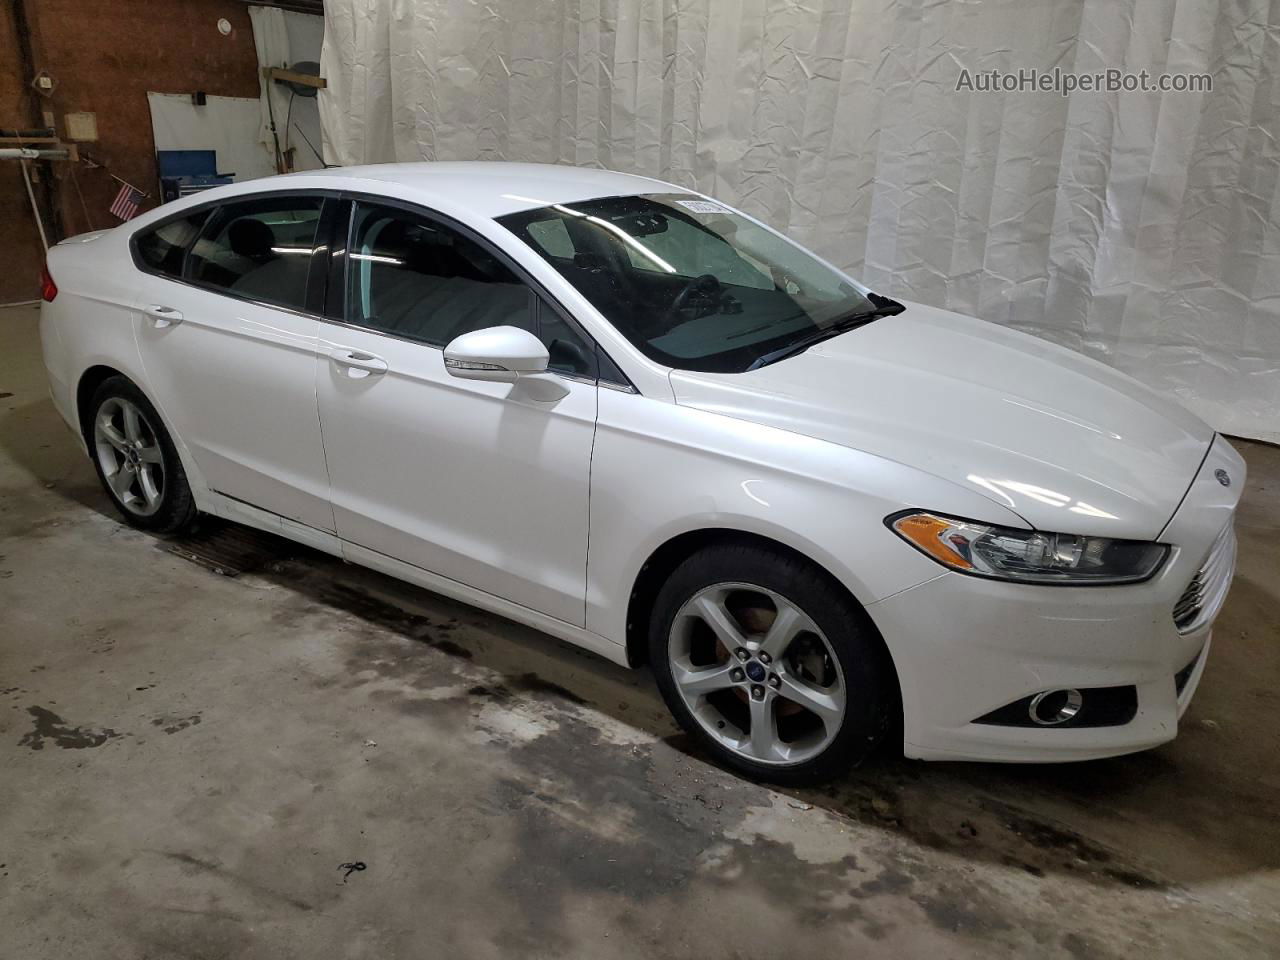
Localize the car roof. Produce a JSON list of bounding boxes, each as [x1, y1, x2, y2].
[[279, 161, 693, 218]]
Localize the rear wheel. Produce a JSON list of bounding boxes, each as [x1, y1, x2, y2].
[[649, 543, 893, 784], [88, 376, 196, 533]]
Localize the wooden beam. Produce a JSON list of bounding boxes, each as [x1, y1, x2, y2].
[[263, 67, 327, 90]]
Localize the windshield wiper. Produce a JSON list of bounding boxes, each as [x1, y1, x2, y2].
[[745, 292, 905, 370]]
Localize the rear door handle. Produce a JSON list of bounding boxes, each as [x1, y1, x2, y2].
[[144, 304, 183, 328], [333, 349, 389, 379]]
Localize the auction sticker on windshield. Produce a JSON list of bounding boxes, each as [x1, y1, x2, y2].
[[675, 199, 726, 214]]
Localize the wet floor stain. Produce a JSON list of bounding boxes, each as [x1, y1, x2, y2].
[[151, 714, 201, 735], [290, 574, 475, 663], [467, 674, 590, 706], [18, 706, 121, 750], [981, 798, 1163, 889], [508, 671, 590, 706]]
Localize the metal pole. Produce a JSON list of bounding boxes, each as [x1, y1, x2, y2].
[[0, 147, 69, 159], [19, 159, 50, 251]]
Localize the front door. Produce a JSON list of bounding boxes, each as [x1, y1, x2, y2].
[[315, 200, 598, 625], [132, 193, 334, 531]]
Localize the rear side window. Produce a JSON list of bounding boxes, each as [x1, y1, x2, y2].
[[187, 196, 323, 311], [134, 211, 208, 278]]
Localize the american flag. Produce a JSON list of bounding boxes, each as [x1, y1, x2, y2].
[[109, 182, 144, 221]]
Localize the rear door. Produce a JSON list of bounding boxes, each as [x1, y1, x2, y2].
[[131, 192, 336, 531], [314, 198, 600, 625]]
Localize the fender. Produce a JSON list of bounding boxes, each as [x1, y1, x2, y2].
[[585, 387, 1028, 646]]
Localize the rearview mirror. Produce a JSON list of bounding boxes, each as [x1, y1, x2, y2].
[[443, 326, 568, 401]]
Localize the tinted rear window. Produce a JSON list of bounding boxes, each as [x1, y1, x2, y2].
[[134, 211, 209, 278]]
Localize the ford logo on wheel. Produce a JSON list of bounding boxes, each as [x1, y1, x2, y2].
[[1215, 468, 1231, 487]]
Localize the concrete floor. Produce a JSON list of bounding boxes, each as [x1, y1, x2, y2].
[[1, 302, 1278, 959]]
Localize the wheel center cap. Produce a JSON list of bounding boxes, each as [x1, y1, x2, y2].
[[745, 661, 766, 683]]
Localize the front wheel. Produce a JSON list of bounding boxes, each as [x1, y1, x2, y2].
[[649, 543, 894, 784], [88, 376, 197, 534]]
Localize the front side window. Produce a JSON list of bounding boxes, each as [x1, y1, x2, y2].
[[134, 211, 209, 278], [499, 194, 875, 373], [343, 203, 600, 381], [187, 196, 323, 311], [346, 203, 535, 347]]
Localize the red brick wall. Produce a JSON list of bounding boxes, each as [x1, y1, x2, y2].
[[0, 0, 44, 303], [1, 0, 260, 301]]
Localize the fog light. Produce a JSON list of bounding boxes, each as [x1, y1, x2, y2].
[[973, 685, 1136, 728], [1028, 689, 1083, 726]]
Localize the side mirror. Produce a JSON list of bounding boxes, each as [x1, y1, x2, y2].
[[443, 325, 569, 401]]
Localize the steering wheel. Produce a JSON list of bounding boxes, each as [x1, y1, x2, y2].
[[669, 274, 735, 323]]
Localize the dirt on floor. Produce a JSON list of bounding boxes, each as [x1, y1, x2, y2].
[[1, 304, 1278, 959]]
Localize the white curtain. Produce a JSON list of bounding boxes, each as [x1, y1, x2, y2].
[[248, 5, 326, 173], [320, 0, 1280, 443]]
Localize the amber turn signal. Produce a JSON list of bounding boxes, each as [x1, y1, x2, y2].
[[891, 513, 975, 570]]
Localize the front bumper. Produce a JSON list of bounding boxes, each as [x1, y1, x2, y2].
[[868, 435, 1244, 763]]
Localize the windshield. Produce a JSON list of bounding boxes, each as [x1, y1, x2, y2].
[[497, 194, 875, 372]]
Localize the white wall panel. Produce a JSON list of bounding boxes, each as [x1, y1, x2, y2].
[[146, 93, 274, 183]]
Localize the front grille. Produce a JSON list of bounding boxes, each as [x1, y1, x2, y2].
[[1172, 575, 1203, 628], [1173, 522, 1236, 634]]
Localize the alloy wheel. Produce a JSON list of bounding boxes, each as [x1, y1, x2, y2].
[[667, 582, 846, 766], [93, 397, 166, 517]]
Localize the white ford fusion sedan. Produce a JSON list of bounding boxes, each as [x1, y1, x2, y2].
[[39, 162, 1243, 783]]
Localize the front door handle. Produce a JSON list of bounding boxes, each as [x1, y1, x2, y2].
[[144, 304, 183, 328], [333, 349, 389, 379]]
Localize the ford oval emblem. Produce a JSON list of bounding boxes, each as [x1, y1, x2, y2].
[[1214, 468, 1231, 487]]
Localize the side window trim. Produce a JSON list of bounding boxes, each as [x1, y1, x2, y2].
[[305, 196, 342, 317], [334, 190, 635, 391], [323, 198, 354, 322], [182, 205, 227, 282]]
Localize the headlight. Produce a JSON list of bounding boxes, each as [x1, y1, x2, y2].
[[888, 511, 1169, 585]]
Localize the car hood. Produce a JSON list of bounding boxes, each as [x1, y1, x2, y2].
[[669, 300, 1214, 540]]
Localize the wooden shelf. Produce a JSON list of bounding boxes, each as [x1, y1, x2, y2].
[[263, 67, 327, 90]]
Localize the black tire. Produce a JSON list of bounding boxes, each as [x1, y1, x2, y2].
[[86, 376, 197, 534], [649, 542, 894, 785]]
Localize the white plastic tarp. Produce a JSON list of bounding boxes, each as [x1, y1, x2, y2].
[[248, 6, 326, 173], [319, 0, 1280, 442]]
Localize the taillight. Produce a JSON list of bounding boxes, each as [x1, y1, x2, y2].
[[40, 262, 58, 302]]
